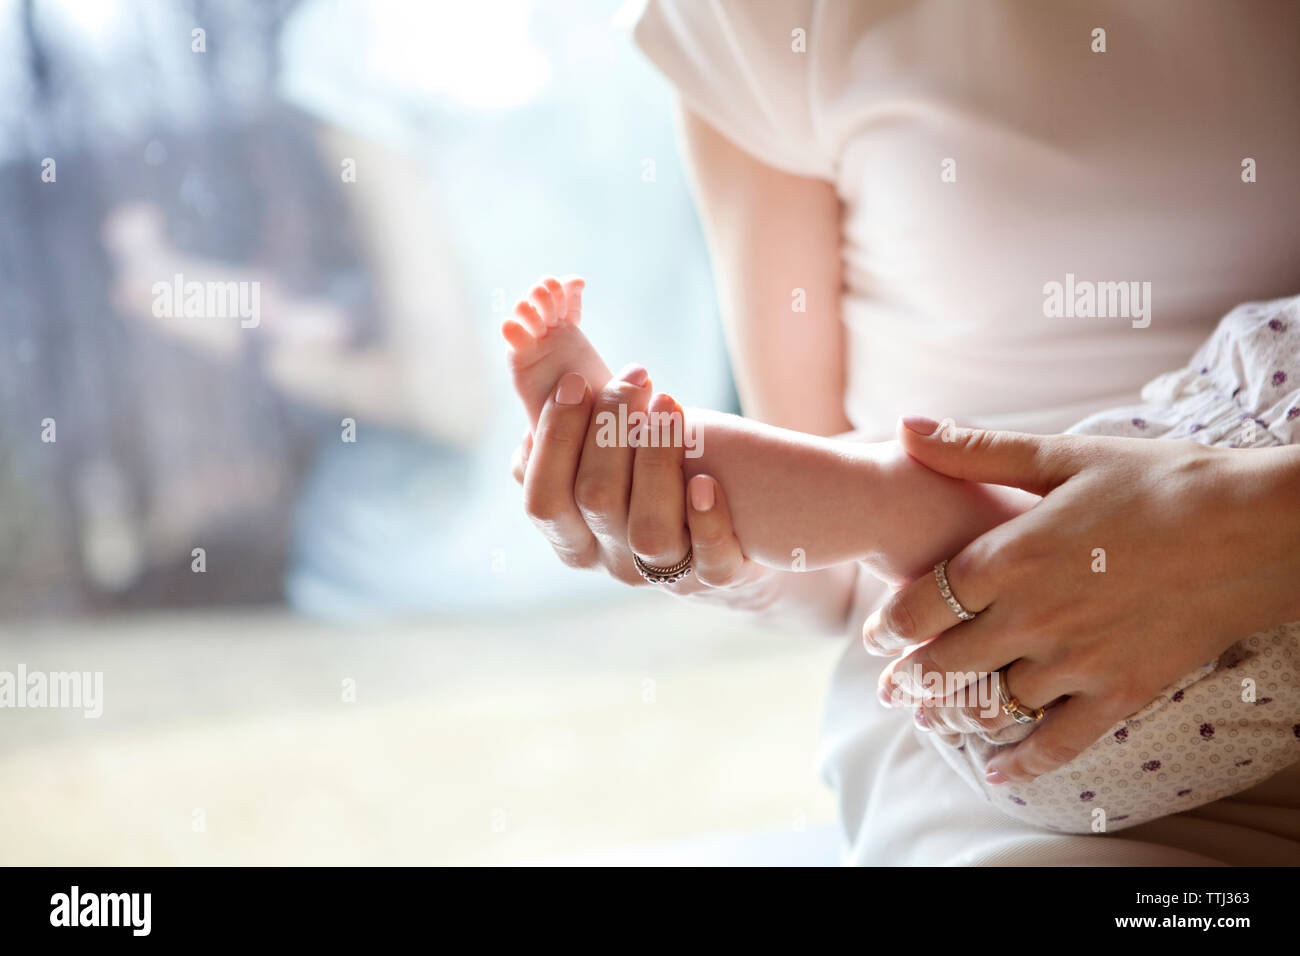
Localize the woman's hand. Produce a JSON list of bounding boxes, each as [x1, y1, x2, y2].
[[866, 417, 1300, 785], [510, 367, 775, 609]]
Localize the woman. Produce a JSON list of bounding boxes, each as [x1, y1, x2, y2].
[[514, 0, 1300, 863]]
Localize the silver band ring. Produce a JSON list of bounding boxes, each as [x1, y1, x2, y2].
[[996, 665, 1045, 724], [633, 547, 693, 585], [933, 559, 977, 622]]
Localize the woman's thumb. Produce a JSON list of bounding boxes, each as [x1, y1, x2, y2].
[[896, 416, 1074, 495]]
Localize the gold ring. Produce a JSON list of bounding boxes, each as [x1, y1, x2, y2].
[[996, 665, 1045, 724]]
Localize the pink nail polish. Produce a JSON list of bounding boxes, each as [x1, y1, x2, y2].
[[985, 770, 1007, 785], [649, 392, 675, 414], [556, 373, 587, 405], [901, 415, 940, 436], [617, 363, 650, 387], [689, 475, 715, 512]]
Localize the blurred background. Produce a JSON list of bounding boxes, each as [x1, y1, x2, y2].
[[0, 0, 841, 864]]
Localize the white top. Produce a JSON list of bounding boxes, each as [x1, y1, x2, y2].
[[635, 0, 1300, 439], [634, 0, 1300, 864]]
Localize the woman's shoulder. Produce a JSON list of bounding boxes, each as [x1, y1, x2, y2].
[[631, 0, 836, 180]]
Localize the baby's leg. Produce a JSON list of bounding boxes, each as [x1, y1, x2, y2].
[[503, 277, 1034, 585], [678, 409, 1031, 585], [936, 295, 1300, 833]]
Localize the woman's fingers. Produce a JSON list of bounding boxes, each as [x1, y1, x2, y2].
[[573, 366, 651, 545], [908, 671, 1007, 737], [510, 429, 532, 485], [521, 373, 600, 569], [984, 695, 1117, 783], [877, 603, 1023, 703], [862, 547, 997, 655], [685, 475, 747, 587], [896, 417, 1081, 496], [627, 393, 691, 570], [911, 661, 1058, 744]]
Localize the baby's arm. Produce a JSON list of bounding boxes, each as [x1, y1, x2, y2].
[[678, 408, 1034, 586]]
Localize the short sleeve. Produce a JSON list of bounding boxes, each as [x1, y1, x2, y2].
[[632, 0, 834, 181]]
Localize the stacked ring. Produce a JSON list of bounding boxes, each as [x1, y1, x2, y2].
[[633, 548, 694, 585]]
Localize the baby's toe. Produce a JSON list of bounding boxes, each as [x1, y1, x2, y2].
[[501, 318, 536, 352], [514, 298, 547, 337], [540, 275, 567, 322], [529, 281, 560, 328], [561, 275, 586, 325]]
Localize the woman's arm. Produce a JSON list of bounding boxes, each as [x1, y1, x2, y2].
[[676, 104, 850, 437], [662, 104, 860, 629]]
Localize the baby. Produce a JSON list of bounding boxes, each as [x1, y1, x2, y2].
[[503, 276, 1300, 833]]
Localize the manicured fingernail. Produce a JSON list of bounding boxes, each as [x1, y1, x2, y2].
[[650, 392, 675, 413], [688, 475, 715, 512], [877, 683, 895, 707], [985, 770, 1007, 785], [861, 619, 899, 658], [884, 678, 915, 706], [913, 709, 931, 731], [556, 372, 587, 405], [901, 415, 940, 436], [617, 363, 650, 387]]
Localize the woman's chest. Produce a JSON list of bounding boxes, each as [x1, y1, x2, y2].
[[823, 0, 1300, 333]]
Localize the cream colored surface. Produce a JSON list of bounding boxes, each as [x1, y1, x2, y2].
[[0, 597, 840, 865]]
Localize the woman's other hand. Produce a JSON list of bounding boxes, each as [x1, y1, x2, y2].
[[866, 417, 1300, 784]]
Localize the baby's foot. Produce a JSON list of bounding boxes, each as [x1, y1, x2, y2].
[[502, 275, 613, 428]]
